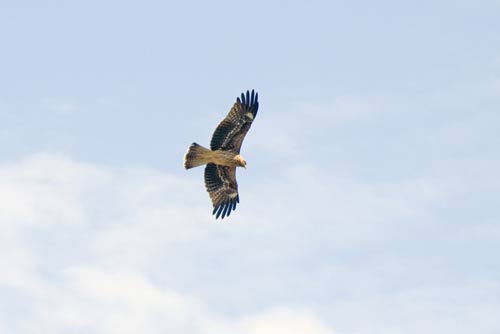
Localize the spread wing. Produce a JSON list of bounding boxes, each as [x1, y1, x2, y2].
[[210, 90, 259, 153], [204, 163, 239, 219]]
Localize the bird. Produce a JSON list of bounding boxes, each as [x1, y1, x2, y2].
[[184, 90, 259, 219]]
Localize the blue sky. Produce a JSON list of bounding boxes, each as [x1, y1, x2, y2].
[[1, 1, 500, 333]]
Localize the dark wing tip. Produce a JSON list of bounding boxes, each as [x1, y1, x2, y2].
[[212, 197, 238, 220], [239, 89, 259, 117]]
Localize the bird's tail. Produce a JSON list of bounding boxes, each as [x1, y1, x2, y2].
[[184, 143, 212, 169]]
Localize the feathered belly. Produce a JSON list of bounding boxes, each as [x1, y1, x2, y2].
[[209, 150, 239, 167]]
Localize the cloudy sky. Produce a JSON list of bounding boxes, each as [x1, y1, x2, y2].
[[1, 1, 500, 333]]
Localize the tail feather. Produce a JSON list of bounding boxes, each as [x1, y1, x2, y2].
[[184, 143, 211, 169]]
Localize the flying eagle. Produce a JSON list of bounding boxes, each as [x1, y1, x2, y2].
[[184, 90, 259, 219]]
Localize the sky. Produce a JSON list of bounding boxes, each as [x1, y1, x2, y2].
[[1, 0, 500, 333]]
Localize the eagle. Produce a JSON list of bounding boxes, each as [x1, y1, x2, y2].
[[184, 90, 259, 219]]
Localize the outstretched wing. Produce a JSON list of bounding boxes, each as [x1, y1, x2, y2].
[[210, 90, 259, 153], [204, 163, 239, 219]]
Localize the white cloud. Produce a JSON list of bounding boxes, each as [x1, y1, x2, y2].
[[240, 162, 447, 247], [0, 153, 335, 334], [0, 153, 106, 229], [34, 266, 203, 333], [1, 152, 499, 334], [0, 247, 42, 294], [204, 307, 334, 334], [22, 264, 333, 334], [325, 282, 500, 334]]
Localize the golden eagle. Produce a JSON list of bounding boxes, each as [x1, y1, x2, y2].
[[184, 90, 259, 219]]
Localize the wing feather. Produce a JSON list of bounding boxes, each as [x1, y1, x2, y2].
[[210, 90, 259, 153], [204, 163, 239, 219]]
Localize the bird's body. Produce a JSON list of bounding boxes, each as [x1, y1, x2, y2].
[[184, 90, 259, 219], [184, 143, 246, 169]]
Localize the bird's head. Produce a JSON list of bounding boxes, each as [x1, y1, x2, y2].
[[234, 155, 247, 169]]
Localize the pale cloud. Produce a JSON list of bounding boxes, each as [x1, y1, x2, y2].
[[248, 95, 392, 154], [0, 153, 107, 228], [34, 266, 203, 333], [299, 95, 396, 124], [41, 98, 81, 114], [0, 247, 42, 293], [204, 307, 334, 334], [240, 162, 448, 247], [325, 282, 500, 334], [1, 152, 498, 334], [0, 153, 335, 334], [20, 264, 333, 334]]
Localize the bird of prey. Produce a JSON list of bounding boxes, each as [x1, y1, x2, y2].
[[184, 90, 259, 219]]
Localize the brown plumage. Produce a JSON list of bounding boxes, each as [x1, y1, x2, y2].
[[184, 90, 259, 219]]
